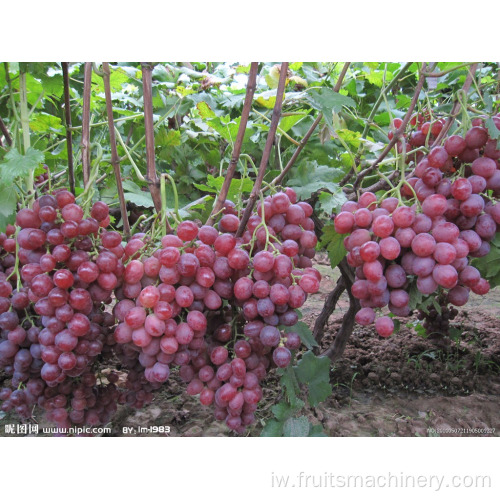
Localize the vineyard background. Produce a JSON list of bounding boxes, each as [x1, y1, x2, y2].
[[0, 62, 499, 437]]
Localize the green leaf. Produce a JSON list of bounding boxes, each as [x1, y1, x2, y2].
[[281, 366, 300, 408], [124, 191, 154, 208], [366, 70, 394, 87], [205, 115, 249, 143], [255, 90, 277, 109], [287, 161, 344, 200], [392, 318, 401, 334], [485, 117, 500, 146], [0, 148, 45, 185], [283, 416, 311, 437], [271, 400, 304, 421], [92, 66, 131, 93], [309, 424, 327, 437], [156, 129, 181, 148], [29, 112, 64, 134], [306, 88, 355, 132], [320, 223, 347, 269], [472, 233, 500, 288], [194, 175, 253, 202], [260, 419, 284, 437], [0, 185, 17, 225], [279, 112, 309, 133], [196, 101, 216, 119], [317, 190, 348, 215], [284, 321, 318, 350], [271, 402, 294, 421], [408, 284, 423, 310], [122, 179, 146, 193], [294, 351, 333, 406], [336, 129, 362, 149], [265, 65, 281, 89]]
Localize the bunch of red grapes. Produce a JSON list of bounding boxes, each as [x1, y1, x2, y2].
[[335, 113, 500, 338], [0, 186, 321, 434], [0, 191, 121, 430], [110, 188, 320, 433]]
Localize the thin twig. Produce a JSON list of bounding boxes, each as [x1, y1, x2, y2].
[[206, 62, 259, 226], [141, 62, 168, 232], [102, 62, 130, 238], [0, 116, 12, 146], [434, 64, 479, 144], [352, 63, 430, 191], [267, 62, 351, 189], [421, 62, 479, 78], [62, 62, 75, 194], [236, 62, 289, 237], [339, 62, 413, 187], [81, 62, 92, 188]]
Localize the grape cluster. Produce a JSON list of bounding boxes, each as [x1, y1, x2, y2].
[[111, 188, 321, 433], [0, 190, 120, 430], [34, 165, 50, 193], [335, 113, 500, 338], [1, 187, 321, 434]]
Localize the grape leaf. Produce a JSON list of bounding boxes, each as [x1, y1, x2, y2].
[[124, 191, 154, 208], [317, 190, 347, 215], [260, 419, 284, 437], [306, 88, 355, 132], [472, 233, 500, 288], [283, 321, 318, 350], [287, 161, 344, 200], [156, 129, 181, 148], [193, 175, 253, 202], [485, 117, 499, 148], [0, 148, 44, 185], [408, 284, 423, 310], [320, 223, 347, 269], [0, 185, 17, 231], [308, 424, 327, 437], [294, 351, 333, 406], [271, 399, 304, 421], [279, 112, 309, 133], [283, 416, 311, 437]]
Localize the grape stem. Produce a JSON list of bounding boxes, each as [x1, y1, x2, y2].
[[141, 62, 162, 216], [252, 107, 300, 146], [159, 173, 173, 236], [352, 62, 432, 191], [19, 66, 34, 200], [421, 62, 479, 78], [206, 62, 259, 226], [236, 63, 289, 237], [6, 226, 22, 290], [61, 62, 76, 195], [339, 62, 413, 187], [81, 62, 93, 188], [102, 62, 131, 238], [433, 64, 479, 144], [115, 126, 145, 182], [266, 62, 351, 191], [0, 116, 12, 146]]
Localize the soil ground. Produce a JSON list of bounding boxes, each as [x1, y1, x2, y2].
[[1, 256, 499, 437]]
